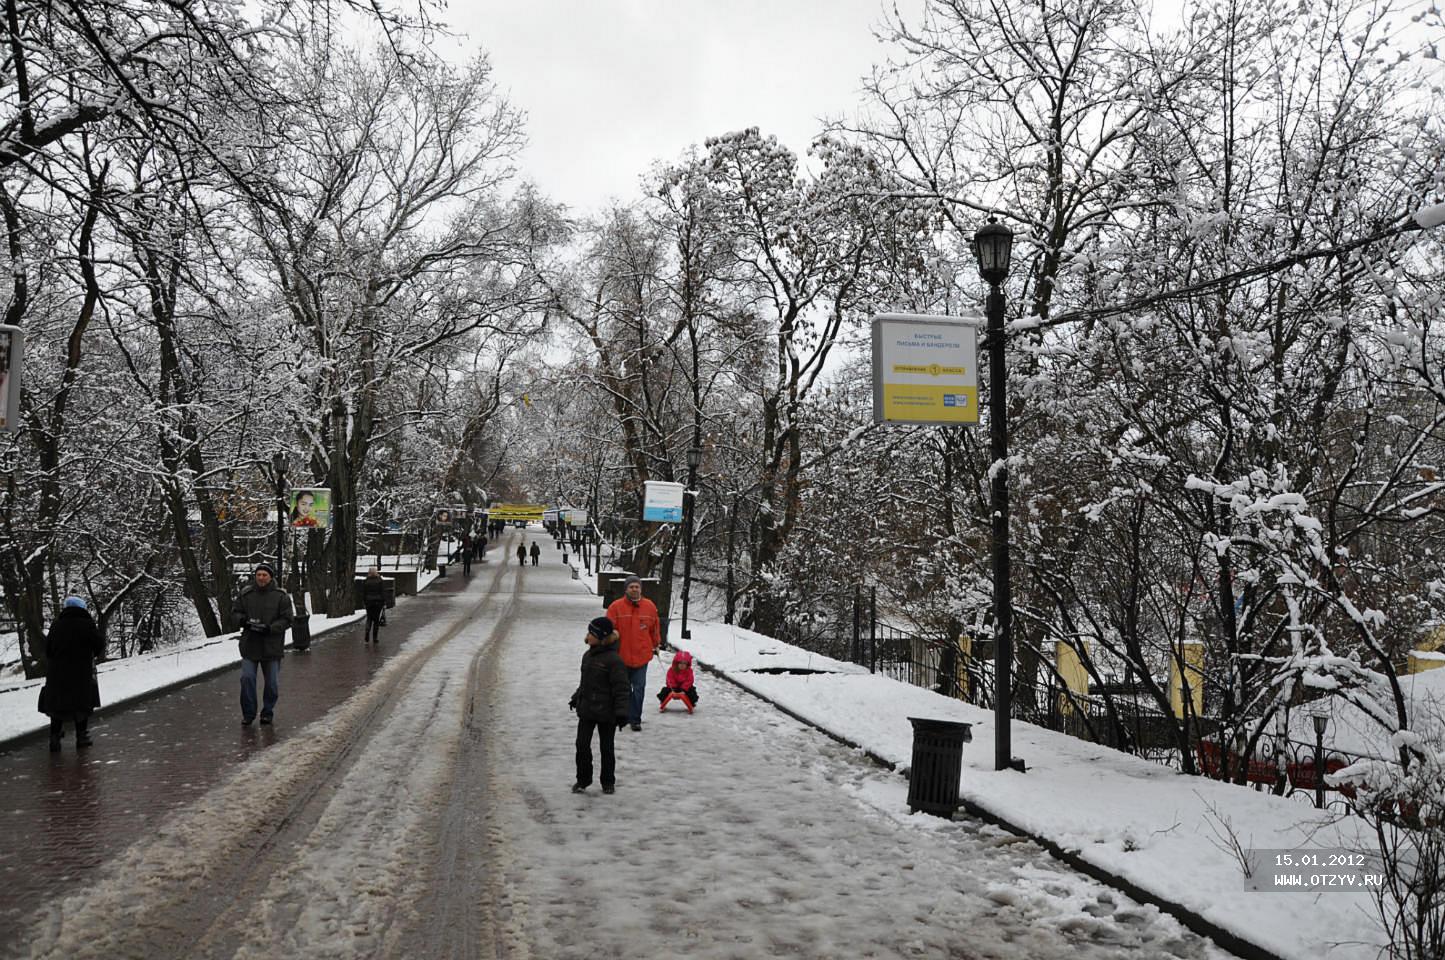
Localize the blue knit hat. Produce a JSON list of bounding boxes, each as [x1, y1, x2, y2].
[[62, 596, 87, 610]]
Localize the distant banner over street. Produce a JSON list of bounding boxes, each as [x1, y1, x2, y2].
[[871, 314, 980, 426], [488, 503, 546, 522]]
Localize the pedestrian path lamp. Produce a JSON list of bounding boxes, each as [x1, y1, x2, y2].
[[271, 452, 286, 576], [972, 217, 1023, 773], [1312, 712, 1329, 809], [681, 445, 702, 640]]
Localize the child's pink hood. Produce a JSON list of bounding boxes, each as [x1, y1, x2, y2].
[[666, 650, 695, 687]]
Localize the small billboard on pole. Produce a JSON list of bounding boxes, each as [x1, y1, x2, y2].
[[0, 324, 24, 434], [643, 481, 685, 523], [871, 314, 980, 426]]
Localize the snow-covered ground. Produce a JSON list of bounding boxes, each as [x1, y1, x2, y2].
[[9, 547, 1234, 959], [1, 542, 1416, 959], [678, 623, 1398, 960]]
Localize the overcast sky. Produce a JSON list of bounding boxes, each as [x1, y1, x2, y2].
[[441, 1, 917, 213]]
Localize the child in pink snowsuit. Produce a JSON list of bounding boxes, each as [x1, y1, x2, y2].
[[656, 649, 699, 706]]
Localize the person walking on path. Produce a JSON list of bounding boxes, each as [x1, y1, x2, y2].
[[517, 541, 527, 566], [569, 616, 629, 794], [606, 575, 661, 731], [460, 531, 473, 576], [478, 534, 488, 560], [361, 567, 387, 644], [529, 541, 541, 566], [39, 597, 105, 752], [234, 562, 294, 726]]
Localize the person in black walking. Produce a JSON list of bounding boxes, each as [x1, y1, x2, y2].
[[569, 616, 629, 794], [361, 566, 387, 643], [39, 597, 105, 752], [460, 531, 473, 576], [529, 541, 541, 566], [234, 562, 294, 725], [517, 540, 527, 566]]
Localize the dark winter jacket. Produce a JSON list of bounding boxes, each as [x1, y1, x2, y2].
[[234, 581, 294, 660], [516, 544, 527, 560], [361, 574, 387, 610], [571, 641, 629, 724], [40, 607, 104, 716], [529, 543, 541, 558]]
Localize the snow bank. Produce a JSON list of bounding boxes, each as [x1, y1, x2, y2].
[[683, 621, 1393, 960]]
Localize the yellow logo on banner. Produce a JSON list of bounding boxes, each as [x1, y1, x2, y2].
[[892, 363, 966, 376], [488, 503, 546, 522]]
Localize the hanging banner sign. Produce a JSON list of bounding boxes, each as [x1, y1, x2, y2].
[[543, 509, 559, 524], [871, 314, 980, 425], [0, 324, 24, 434], [288, 488, 332, 529], [489, 503, 546, 522], [643, 481, 685, 523]]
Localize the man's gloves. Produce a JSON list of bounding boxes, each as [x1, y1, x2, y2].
[[615, 715, 629, 731], [568, 693, 578, 711]]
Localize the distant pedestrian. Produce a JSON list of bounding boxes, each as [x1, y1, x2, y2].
[[529, 541, 541, 566], [517, 541, 527, 566], [460, 532, 473, 576], [361, 566, 387, 643], [234, 562, 294, 726], [478, 534, 488, 560], [606, 575, 661, 731], [569, 616, 629, 794], [39, 597, 104, 752]]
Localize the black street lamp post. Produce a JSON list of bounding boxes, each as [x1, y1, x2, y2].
[[1312, 712, 1329, 809], [973, 217, 1022, 773], [271, 452, 286, 577], [681, 445, 702, 640]]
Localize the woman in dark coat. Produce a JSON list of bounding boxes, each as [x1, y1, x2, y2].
[[361, 566, 387, 643], [517, 541, 527, 566], [40, 597, 105, 752]]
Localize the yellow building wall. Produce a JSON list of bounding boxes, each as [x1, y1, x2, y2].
[[1170, 643, 1205, 718], [1056, 642, 1089, 716]]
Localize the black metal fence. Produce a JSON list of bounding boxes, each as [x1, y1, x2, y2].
[[779, 587, 1365, 808]]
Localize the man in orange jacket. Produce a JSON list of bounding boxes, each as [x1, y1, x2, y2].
[[605, 575, 661, 730]]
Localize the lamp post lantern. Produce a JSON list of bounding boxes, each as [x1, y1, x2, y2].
[[973, 216, 1021, 773], [1312, 712, 1329, 809], [271, 452, 286, 578], [681, 445, 702, 640]]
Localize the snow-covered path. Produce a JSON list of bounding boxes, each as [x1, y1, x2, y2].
[[17, 544, 1238, 959]]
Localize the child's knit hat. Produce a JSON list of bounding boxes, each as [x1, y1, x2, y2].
[[587, 616, 616, 641]]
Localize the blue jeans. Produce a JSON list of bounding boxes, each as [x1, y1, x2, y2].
[[240, 658, 281, 720], [627, 664, 648, 725]]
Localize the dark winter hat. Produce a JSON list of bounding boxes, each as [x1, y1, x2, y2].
[[255, 562, 277, 577], [587, 616, 616, 640], [623, 575, 642, 587]]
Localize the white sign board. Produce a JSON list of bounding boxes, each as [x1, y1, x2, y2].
[[642, 481, 685, 523], [871, 314, 980, 425], [0, 324, 23, 434], [543, 509, 559, 524]]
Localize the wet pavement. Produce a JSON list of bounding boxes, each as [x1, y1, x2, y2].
[[0, 553, 494, 935]]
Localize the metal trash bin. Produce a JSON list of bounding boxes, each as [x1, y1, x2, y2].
[[906, 717, 973, 817]]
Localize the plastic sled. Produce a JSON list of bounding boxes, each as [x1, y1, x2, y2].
[[659, 691, 695, 714]]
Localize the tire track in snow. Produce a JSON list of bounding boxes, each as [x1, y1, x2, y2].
[[18, 545, 520, 960]]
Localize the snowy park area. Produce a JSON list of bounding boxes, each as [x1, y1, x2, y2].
[[1, 551, 1431, 959], [681, 623, 1437, 960]]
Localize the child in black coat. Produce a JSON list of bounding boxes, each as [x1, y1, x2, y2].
[[568, 616, 630, 794]]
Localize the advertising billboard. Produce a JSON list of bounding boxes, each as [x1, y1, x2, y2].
[[871, 314, 980, 425], [643, 481, 685, 523], [288, 488, 332, 529]]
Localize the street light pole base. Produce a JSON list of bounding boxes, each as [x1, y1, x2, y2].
[[681, 628, 691, 640]]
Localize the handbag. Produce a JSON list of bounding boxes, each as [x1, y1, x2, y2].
[[36, 684, 50, 714]]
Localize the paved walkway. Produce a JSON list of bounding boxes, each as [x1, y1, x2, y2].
[[8, 535, 1237, 959], [0, 547, 483, 937]]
